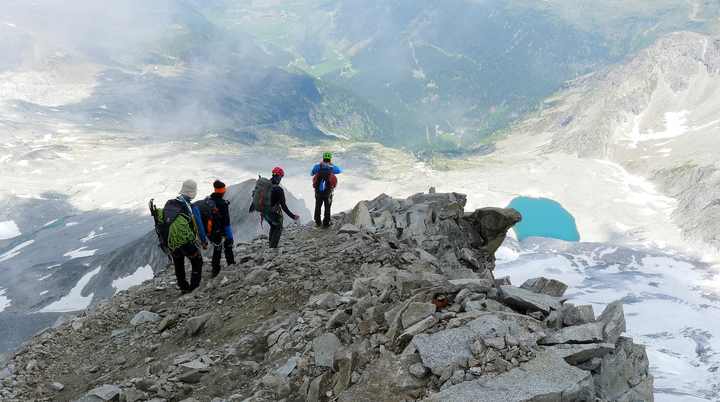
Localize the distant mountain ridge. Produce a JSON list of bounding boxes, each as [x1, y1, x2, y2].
[[205, 0, 720, 149], [5, 1, 718, 150]]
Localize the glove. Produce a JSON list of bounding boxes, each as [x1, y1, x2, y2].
[[293, 215, 299, 221], [202, 242, 208, 250], [224, 237, 234, 248]]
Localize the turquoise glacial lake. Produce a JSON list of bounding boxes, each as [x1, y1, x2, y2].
[[506, 197, 580, 242]]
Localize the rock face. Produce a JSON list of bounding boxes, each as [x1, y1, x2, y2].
[[0, 191, 653, 402]]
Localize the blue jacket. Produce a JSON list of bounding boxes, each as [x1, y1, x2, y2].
[[208, 194, 234, 240], [310, 163, 342, 176], [179, 196, 208, 245]]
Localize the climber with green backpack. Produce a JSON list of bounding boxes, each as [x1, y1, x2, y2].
[[156, 179, 208, 293]]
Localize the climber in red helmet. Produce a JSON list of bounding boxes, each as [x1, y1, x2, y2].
[[266, 167, 299, 248]]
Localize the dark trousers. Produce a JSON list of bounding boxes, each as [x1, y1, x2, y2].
[[269, 223, 282, 248], [172, 243, 203, 291], [314, 192, 332, 226], [266, 212, 284, 249], [210, 235, 235, 276]]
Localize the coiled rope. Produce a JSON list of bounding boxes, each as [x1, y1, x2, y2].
[[168, 214, 195, 251]]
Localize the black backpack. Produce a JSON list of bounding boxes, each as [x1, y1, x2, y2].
[[149, 198, 185, 255], [194, 197, 221, 235], [252, 176, 275, 215], [313, 165, 336, 194]]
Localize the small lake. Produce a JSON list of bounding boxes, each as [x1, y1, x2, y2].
[[506, 197, 580, 242]]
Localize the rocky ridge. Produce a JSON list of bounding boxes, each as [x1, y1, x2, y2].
[[0, 191, 653, 402]]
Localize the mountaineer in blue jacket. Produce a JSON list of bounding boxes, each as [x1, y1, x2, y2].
[[310, 152, 342, 228]]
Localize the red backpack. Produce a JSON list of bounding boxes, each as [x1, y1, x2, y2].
[[313, 164, 337, 194]]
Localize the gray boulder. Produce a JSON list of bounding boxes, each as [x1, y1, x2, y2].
[[500, 284, 563, 314], [422, 350, 594, 402], [337, 354, 428, 402]]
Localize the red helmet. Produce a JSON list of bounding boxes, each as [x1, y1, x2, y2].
[[272, 167, 284, 177]]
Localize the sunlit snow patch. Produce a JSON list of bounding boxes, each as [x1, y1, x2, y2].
[[39, 266, 101, 312], [0, 289, 10, 313], [599, 160, 676, 212], [54, 152, 73, 160], [80, 230, 106, 242], [112, 265, 154, 294], [0, 240, 34, 262], [495, 245, 520, 263], [624, 111, 689, 148], [63, 247, 97, 259], [0, 220, 21, 239]]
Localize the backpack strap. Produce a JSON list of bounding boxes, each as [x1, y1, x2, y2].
[[178, 196, 201, 240]]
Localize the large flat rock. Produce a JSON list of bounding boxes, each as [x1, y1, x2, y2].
[[423, 350, 594, 402]]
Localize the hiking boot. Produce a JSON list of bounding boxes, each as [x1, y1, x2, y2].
[[315, 222, 321, 227], [321, 224, 330, 229], [180, 289, 191, 294]]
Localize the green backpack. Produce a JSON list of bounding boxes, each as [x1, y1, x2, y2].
[[149, 198, 195, 253]]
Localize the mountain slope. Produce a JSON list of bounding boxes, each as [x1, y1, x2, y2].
[[0, 192, 653, 402], [207, 0, 720, 149], [501, 31, 720, 251], [0, 180, 310, 354], [0, 1, 402, 146]]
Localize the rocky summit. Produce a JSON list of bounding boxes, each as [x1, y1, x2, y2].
[[0, 191, 653, 402]]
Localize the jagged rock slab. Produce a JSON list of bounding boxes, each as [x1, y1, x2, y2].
[[594, 337, 653, 401], [500, 284, 563, 314], [412, 312, 538, 375], [551, 343, 617, 366], [540, 321, 605, 345], [520, 277, 568, 297], [422, 350, 594, 402], [337, 354, 428, 402]]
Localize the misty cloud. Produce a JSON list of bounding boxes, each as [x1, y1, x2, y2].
[[1, 0, 175, 66]]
